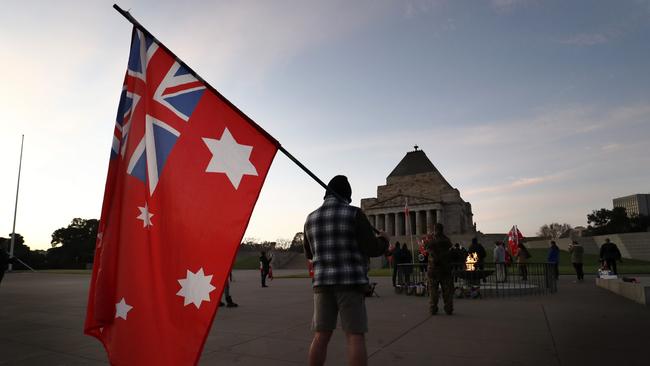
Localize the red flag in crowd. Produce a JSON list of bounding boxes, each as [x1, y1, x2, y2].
[[84, 27, 278, 365], [507, 225, 524, 256]]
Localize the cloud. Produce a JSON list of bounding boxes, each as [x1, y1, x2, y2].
[[560, 32, 613, 46], [490, 0, 530, 14], [403, 0, 445, 18], [464, 173, 564, 196], [602, 143, 621, 152], [152, 1, 393, 88]]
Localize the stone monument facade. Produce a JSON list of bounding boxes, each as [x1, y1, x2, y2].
[[361, 148, 475, 243]]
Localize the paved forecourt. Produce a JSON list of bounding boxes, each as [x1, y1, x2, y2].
[[1, 270, 649, 365]]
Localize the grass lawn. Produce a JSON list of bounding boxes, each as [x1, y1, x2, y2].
[[278, 249, 650, 278], [21, 248, 650, 276], [497, 248, 650, 275], [232, 255, 260, 270], [36, 269, 92, 274]]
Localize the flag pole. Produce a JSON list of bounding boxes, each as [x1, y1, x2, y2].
[[111, 4, 380, 233], [405, 198, 414, 264], [9, 135, 24, 272]]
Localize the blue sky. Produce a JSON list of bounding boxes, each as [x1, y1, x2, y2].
[[1, 0, 649, 250]]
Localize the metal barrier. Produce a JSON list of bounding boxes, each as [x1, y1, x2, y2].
[[395, 262, 557, 298]]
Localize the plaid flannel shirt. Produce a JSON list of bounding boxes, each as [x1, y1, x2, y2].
[[303, 197, 370, 289]]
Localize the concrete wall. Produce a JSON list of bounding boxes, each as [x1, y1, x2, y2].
[[596, 278, 650, 306], [523, 233, 650, 261]]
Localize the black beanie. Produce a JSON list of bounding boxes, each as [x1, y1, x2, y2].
[[324, 175, 352, 203]]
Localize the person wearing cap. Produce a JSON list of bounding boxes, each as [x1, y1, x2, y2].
[[303, 175, 388, 366], [568, 240, 584, 282]]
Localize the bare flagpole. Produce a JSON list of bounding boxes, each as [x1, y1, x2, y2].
[[8, 135, 24, 272]]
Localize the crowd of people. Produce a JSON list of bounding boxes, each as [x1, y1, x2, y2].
[[385, 235, 624, 287]]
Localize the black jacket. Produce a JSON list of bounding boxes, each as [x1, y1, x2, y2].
[[600, 243, 621, 260]]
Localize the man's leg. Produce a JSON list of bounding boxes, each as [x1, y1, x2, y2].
[[310, 291, 337, 366], [577, 263, 584, 280], [309, 331, 332, 366], [261, 270, 267, 287], [441, 275, 454, 315], [337, 291, 368, 366], [428, 276, 440, 314], [392, 266, 397, 287], [346, 332, 367, 366]]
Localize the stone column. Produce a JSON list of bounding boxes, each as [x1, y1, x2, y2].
[[410, 213, 416, 235], [378, 214, 385, 231], [436, 209, 444, 225], [395, 212, 404, 236], [414, 210, 421, 235], [386, 213, 395, 236], [426, 210, 434, 233], [368, 215, 376, 228], [393, 213, 399, 236]]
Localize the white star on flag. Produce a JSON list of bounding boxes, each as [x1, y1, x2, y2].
[[115, 298, 133, 320], [176, 268, 216, 309], [203, 127, 258, 189], [137, 203, 154, 228]]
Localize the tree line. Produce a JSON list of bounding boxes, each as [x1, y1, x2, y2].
[[1, 218, 99, 270], [538, 207, 650, 239], [2, 219, 306, 270]]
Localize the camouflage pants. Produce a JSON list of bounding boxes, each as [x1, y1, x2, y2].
[[428, 274, 454, 314]]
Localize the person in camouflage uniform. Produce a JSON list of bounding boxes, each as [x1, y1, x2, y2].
[[424, 223, 454, 315]]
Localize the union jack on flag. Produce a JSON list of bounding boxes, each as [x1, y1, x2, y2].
[[113, 29, 206, 194]]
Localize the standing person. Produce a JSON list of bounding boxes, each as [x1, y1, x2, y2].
[[260, 251, 272, 287], [547, 241, 560, 280], [493, 241, 506, 282], [219, 271, 238, 308], [449, 243, 464, 282], [390, 241, 402, 287], [517, 242, 531, 281], [400, 243, 413, 285], [425, 223, 454, 315], [303, 175, 388, 366], [600, 238, 622, 275], [1, 242, 16, 287], [568, 240, 584, 282]]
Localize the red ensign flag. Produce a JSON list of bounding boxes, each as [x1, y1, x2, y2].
[[84, 27, 278, 365], [507, 226, 524, 256]]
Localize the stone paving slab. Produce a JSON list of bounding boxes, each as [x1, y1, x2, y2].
[[1, 270, 649, 365]]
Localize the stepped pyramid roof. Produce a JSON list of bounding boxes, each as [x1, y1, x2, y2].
[[388, 148, 438, 177]]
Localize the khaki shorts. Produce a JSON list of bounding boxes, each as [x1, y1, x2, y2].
[[312, 290, 367, 333]]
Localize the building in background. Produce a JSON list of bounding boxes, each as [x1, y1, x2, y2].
[[613, 194, 650, 217], [361, 147, 475, 244]]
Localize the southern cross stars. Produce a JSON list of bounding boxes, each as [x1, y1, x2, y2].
[[115, 298, 133, 320], [176, 268, 216, 309], [137, 203, 154, 228], [203, 127, 258, 189]]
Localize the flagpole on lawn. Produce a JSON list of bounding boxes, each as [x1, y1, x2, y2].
[[111, 4, 380, 234], [8, 134, 24, 272], [405, 198, 414, 264]]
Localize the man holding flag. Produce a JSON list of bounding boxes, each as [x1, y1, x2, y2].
[[85, 18, 278, 365], [303, 175, 388, 366]]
